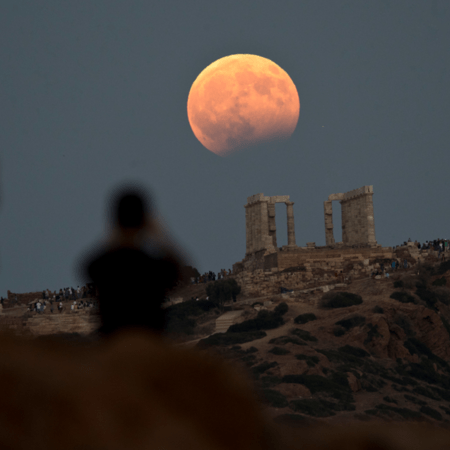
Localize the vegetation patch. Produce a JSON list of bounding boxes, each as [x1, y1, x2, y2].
[[404, 338, 448, 368], [281, 374, 353, 402], [372, 305, 384, 314], [404, 394, 427, 406], [407, 360, 443, 386], [415, 288, 438, 311], [335, 315, 366, 331], [338, 345, 370, 358], [392, 384, 410, 393], [294, 313, 317, 325], [317, 348, 365, 367], [241, 355, 258, 367], [432, 277, 447, 287], [206, 278, 241, 308], [252, 361, 278, 376], [364, 323, 382, 345], [269, 346, 291, 355], [274, 302, 289, 316], [412, 385, 441, 400], [440, 316, 450, 339], [290, 328, 318, 342], [373, 404, 423, 421], [436, 260, 450, 275], [390, 291, 416, 304], [166, 299, 218, 335], [257, 388, 288, 408], [333, 326, 346, 337], [329, 370, 351, 390], [430, 386, 450, 402], [295, 354, 319, 367], [433, 286, 450, 305], [269, 335, 306, 346], [319, 292, 363, 309], [260, 375, 282, 388], [439, 405, 450, 416], [420, 405, 443, 421], [196, 331, 267, 348], [228, 309, 285, 333], [394, 314, 415, 337], [290, 399, 336, 417], [386, 370, 417, 387]]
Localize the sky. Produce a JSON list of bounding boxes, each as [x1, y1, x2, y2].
[[1, 0, 449, 296]]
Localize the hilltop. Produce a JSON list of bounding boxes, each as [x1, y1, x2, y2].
[[189, 259, 450, 427]]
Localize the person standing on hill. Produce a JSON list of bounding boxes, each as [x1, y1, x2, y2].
[[79, 184, 185, 337]]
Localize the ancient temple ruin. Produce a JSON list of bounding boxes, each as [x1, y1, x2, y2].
[[324, 185, 377, 247], [245, 193, 296, 257], [233, 186, 390, 278]]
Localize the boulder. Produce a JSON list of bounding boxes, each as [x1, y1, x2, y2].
[[0, 330, 273, 450]]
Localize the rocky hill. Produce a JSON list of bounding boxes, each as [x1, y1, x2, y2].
[[194, 260, 450, 428]]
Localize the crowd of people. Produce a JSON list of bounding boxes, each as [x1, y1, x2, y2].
[[191, 269, 232, 284], [29, 299, 98, 314], [28, 284, 98, 314], [395, 238, 449, 255], [41, 284, 97, 302]]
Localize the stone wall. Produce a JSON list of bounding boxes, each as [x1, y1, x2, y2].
[[6, 290, 46, 308], [234, 245, 432, 297]]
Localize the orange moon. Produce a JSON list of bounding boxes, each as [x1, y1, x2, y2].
[[187, 54, 300, 157]]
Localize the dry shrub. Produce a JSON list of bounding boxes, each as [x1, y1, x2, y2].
[[318, 292, 362, 309], [432, 286, 450, 305], [400, 275, 417, 289], [393, 313, 415, 337]]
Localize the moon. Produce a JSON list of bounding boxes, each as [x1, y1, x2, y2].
[[187, 54, 300, 157]]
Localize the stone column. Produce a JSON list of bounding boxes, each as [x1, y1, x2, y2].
[[267, 202, 277, 248], [250, 204, 257, 253], [324, 200, 335, 246], [285, 201, 296, 247], [365, 192, 377, 245], [245, 204, 251, 255]]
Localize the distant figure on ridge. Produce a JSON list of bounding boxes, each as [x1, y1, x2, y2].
[[79, 184, 184, 337]]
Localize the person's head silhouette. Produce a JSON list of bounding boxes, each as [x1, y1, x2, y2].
[[115, 190, 147, 229], [106, 185, 155, 249]]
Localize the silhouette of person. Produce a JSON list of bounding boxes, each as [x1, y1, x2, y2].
[[80, 185, 184, 337]]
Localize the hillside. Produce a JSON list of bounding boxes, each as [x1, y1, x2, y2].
[[193, 260, 450, 427]]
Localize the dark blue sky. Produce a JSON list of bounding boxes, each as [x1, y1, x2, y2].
[[1, 0, 449, 295]]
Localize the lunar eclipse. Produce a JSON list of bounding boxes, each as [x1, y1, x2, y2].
[[187, 54, 300, 157]]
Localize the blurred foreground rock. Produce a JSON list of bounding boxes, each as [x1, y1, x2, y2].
[[0, 330, 273, 450], [1, 329, 450, 450]]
